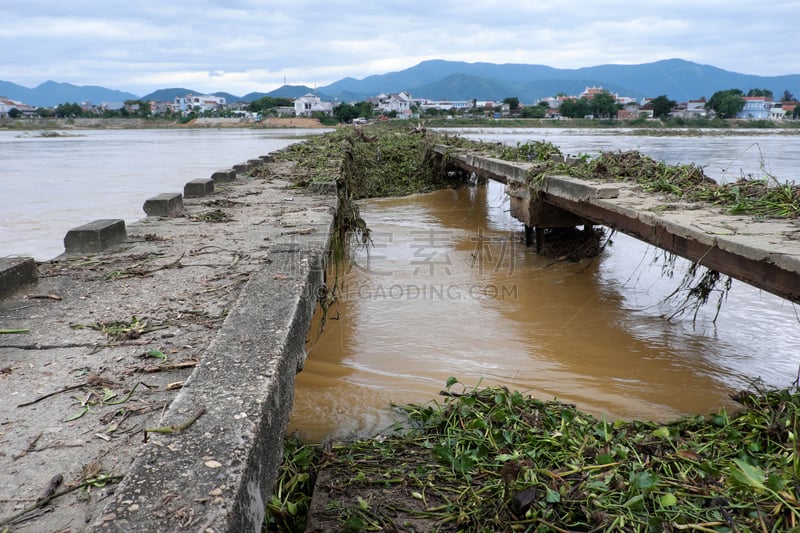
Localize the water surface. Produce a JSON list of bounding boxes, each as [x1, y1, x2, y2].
[[288, 129, 800, 442]]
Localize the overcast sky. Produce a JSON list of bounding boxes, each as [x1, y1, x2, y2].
[[3, 1, 799, 97]]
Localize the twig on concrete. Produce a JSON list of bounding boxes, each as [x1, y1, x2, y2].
[[0, 474, 123, 528], [145, 406, 206, 435], [36, 474, 63, 503], [16, 384, 86, 408], [12, 432, 42, 460]]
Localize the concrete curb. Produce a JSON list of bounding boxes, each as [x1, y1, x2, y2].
[[1, 153, 338, 533], [90, 223, 332, 532]]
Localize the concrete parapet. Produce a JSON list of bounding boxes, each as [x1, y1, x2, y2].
[[64, 219, 127, 254], [143, 192, 184, 217], [0, 257, 37, 299], [184, 178, 215, 198], [0, 152, 338, 532], [211, 169, 237, 183], [90, 231, 332, 532]]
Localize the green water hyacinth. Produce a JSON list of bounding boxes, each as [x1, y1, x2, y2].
[[268, 380, 800, 532]]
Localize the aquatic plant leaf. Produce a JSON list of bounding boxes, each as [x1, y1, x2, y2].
[[729, 459, 766, 491], [660, 493, 678, 507], [631, 471, 658, 489], [651, 426, 670, 439]]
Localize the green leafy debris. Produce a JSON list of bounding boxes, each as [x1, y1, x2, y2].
[[268, 382, 800, 532]]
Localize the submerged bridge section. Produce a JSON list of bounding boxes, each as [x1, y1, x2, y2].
[[434, 146, 800, 305]]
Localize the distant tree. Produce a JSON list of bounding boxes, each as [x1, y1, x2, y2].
[[589, 91, 618, 118], [7, 107, 22, 118], [54, 102, 84, 118], [248, 96, 294, 113], [650, 95, 677, 119], [781, 89, 795, 102], [124, 99, 151, 117], [312, 111, 338, 126], [37, 107, 55, 118], [333, 102, 360, 123], [794, 106, 800, 119], [520, 105, 546, 118], [559, 98, 591, 118], [356, 101, 374, 119], [706, 89, 745, 119], [746, 88, 774, 99], [503, 97, 520, 113]]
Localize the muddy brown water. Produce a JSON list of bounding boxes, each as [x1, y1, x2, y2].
[[289, 180, 800, 443]]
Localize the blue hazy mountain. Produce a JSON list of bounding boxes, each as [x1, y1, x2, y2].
[[0, 80, 139, 107], [2, 59, 798, 106]]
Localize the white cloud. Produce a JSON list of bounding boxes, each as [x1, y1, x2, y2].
[[1, 0, 798, 96]]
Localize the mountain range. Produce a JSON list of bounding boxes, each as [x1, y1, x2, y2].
[[2, 58, 799, 107]]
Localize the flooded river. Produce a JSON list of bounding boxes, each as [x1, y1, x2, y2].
[[3, 127, 799, 444], [288, 128, 800, 442]]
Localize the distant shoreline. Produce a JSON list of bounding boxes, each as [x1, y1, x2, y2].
[[0, 116, 330, 130], [2, 116, 800, 133]]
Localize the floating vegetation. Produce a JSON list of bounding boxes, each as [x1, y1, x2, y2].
[[202, 198, 244, 208], [276, 123, 470, 199], [192, 208, 232, 222], [71, 315, 168, 341], [268, 380, 800, 532], [487, 140, 800, 220]]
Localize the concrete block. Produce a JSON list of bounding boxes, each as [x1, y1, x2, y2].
[[247, 159, 263, 171], [232, 163, 248, 174], [260, 154, 275, 163], [0, 257, 37, 298], [64, 219, 127, 254], [211, 169, 236, 183], [143, 193, 184, 217], [184, 178, 214, 198]]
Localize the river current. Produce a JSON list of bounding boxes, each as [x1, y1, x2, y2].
[[2, 127, 799, 443]]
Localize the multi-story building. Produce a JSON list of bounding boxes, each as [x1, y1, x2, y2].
[[736, 96, 771, 119], [174, 94, 227, 114], [367, 91, 414, 117], [293, 93, 334, 117]]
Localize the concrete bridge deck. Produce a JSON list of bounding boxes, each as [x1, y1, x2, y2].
[[435, 146, 800, 304], [0, 157, 335, 532]]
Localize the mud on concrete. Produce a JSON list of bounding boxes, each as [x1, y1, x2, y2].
[[0, 157, 336, 532]]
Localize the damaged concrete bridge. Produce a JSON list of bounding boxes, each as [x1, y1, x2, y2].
[[0, 155, 336, 532], [434, 145, 800, 305]]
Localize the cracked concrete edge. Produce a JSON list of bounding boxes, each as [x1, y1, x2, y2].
[[88, 217, 335, 533]]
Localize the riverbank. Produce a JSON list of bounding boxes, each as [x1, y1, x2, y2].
[[0, 117, 328, 130], [4, 115, 800, 132]]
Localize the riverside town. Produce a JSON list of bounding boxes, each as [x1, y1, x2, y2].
[[1, 85, 799, 123]]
